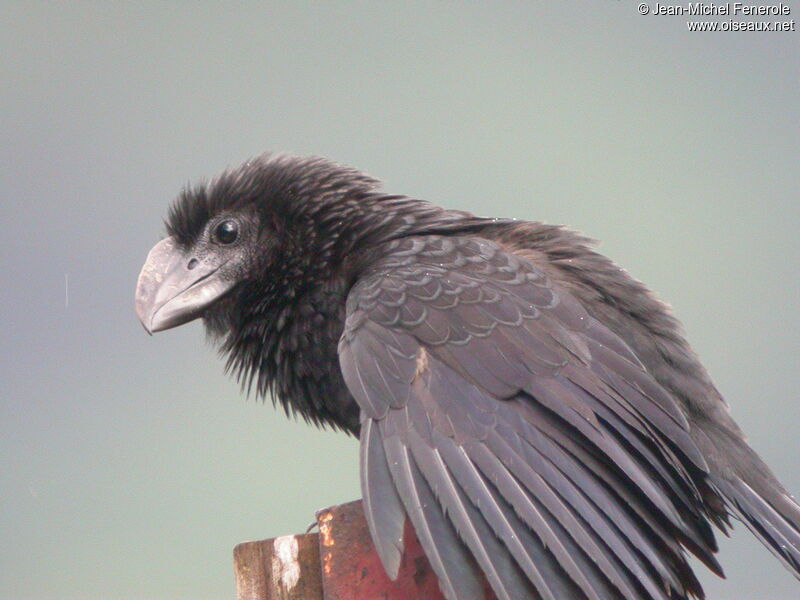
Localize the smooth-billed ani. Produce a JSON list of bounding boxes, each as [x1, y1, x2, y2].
[[135, 153, 800, 600]]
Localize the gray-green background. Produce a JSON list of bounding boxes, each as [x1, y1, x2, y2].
[[2, 3, 798, 599]]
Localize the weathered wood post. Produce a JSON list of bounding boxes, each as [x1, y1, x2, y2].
[[234, 500, 494, 599], [234, 532, 322, 600]]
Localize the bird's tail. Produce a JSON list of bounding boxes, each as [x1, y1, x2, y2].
[[703, 425, 800, 578]]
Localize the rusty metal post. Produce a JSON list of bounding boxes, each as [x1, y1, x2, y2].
[[234, 500, 495, 599], [316, 501, 450, 600]]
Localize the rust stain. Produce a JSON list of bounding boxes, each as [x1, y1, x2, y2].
[[319, 510, 335, 575], [319, 511, 335, 547]]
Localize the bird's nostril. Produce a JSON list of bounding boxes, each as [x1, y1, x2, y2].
[[187, 258, 199, 270]]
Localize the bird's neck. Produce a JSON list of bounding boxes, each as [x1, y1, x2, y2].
[[221, 264, 362, 433]]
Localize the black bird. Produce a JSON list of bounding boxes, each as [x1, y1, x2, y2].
[[135, 154, 800, 600]]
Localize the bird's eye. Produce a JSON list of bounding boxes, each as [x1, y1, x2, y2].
[[213, 220, 239, 244]]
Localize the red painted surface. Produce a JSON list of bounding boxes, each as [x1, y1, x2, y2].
[[317, 500, 495, 600]]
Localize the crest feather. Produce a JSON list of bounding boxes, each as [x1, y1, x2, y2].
[[165, 153, 382, 246]]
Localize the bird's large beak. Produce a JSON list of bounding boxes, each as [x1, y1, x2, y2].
[[135, 237, 234, 334]]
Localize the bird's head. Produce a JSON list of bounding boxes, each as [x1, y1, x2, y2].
[[135, 154, 388, 336], [135, 153, 487, 426]]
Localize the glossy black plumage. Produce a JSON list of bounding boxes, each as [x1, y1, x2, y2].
[[339, 235, 718, 600], [138, 154, 800, 600]]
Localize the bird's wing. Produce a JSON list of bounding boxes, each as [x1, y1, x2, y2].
[[338, 235, 722, 600]]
